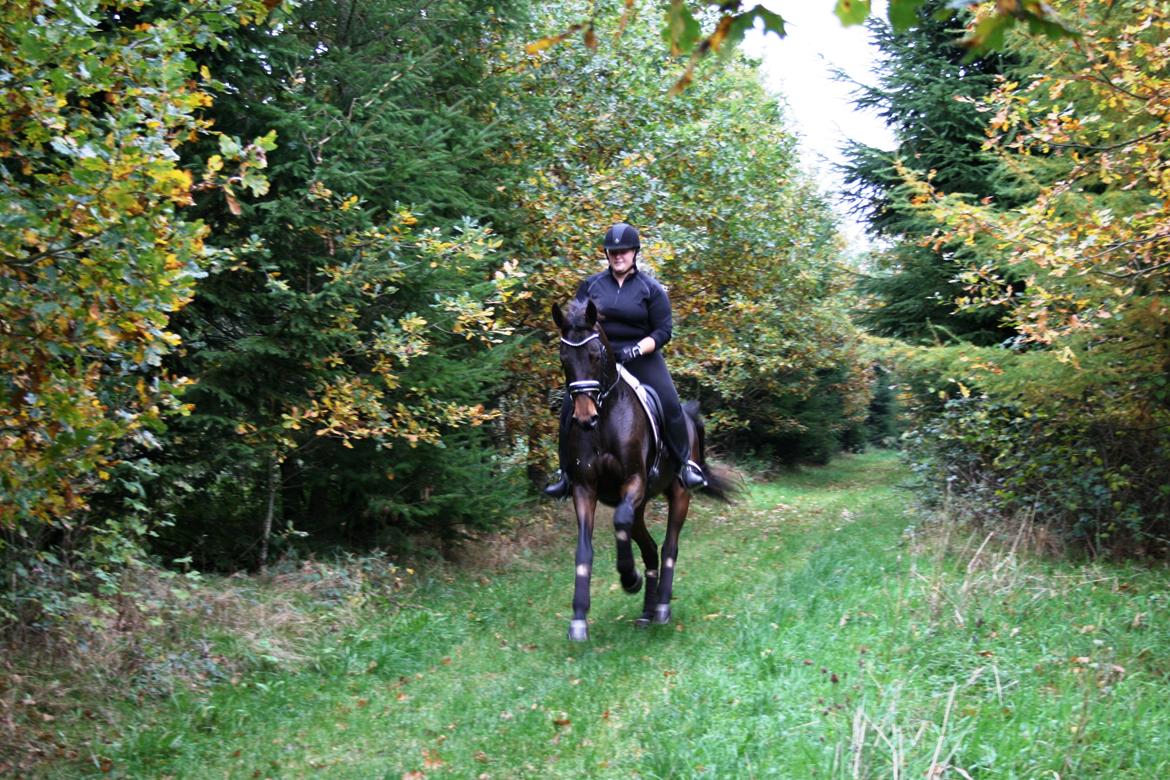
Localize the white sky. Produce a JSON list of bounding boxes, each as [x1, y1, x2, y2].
[[741, 1, 896, 250]]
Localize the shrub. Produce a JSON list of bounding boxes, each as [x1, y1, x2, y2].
[[905, 395, 1170, 557]]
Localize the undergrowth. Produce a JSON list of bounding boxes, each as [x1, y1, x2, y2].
[[0, 551, 415, 774]]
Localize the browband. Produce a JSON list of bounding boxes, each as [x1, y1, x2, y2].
[[560, 332, 601, 347]]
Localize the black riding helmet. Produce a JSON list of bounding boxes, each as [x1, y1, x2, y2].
[[603, 222, 641, 254]]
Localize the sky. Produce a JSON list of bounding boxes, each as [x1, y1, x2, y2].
[[740, 1, 896, 250]]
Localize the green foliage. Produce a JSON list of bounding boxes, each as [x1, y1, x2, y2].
[[729, 365, 872, 465], [878, 0, 1170, 556], [159, 212, 521, 567], [905, 396, 1170, 556], [135, 0, 528, 568], [841, 1, 1021, 346], [863, 361, 901, 446], [881, 335, 1170, 555], [0, 0, 275, 534], [530, 0, 1079, 94], [0, 0, 285, 646]]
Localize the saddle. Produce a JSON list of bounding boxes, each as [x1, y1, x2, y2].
[[616, 364, 666, 483]]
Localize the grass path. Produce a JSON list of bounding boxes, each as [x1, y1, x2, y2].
[[103, 452, 1170, 778]]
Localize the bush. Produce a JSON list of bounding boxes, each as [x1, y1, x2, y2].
[[904, 395, 1170, 557]]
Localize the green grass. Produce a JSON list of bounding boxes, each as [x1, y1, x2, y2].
[[66, 452, 1170, 777]]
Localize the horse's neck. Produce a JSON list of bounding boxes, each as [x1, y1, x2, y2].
[[598, 377, 637, 432]]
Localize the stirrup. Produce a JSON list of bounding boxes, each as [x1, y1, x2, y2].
[[678, 460, 707, 490], [543, 471, 571, 500]]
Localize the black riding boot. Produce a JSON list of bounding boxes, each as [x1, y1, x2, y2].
[[543, 402, 573, 500], [679, 459, 707, 490], [664, 406, 707, 491], [543, 470, 570, 499]]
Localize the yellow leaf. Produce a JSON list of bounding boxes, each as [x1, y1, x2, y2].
[[525, 34, 564, 55]]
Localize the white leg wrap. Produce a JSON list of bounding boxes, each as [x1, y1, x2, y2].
[[576, 564, 590, 577], [665, 558, 675, 569], [615, 530, 629, 541]]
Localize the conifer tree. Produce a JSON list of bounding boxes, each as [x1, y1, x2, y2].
[[146, 0, 525, 567], [840, 2, 1020, 346]]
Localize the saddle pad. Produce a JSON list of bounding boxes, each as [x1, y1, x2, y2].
[[616, 364, 662, 451]]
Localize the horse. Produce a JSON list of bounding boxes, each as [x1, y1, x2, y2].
[[552, 297, 736, 642]]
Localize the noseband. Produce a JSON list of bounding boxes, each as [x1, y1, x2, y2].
[[560, 331, 619, 407]]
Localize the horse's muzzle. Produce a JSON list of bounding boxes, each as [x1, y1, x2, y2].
[[572, 393, 599, 430], [575, 414, 599, 430]]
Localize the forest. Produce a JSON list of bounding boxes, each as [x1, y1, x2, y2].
[[1, 0, 1168, 775]]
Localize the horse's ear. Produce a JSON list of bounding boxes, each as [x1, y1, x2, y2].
[[552, 302, 565, 331], [585, 299, 597, 328]]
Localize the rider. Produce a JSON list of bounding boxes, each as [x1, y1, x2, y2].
[[545, 222, 708, 498]]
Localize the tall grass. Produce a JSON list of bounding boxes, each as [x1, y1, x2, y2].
[[12, 451, 1170, 778]]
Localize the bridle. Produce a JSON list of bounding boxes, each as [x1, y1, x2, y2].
[[560, 330, 620, 408]]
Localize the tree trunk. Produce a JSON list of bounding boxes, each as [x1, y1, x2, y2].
[[259, 455, 279, 574]]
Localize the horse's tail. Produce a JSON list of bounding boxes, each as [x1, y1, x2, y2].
[[684, 400, 741, 504]]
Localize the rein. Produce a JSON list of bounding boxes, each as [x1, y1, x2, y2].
[[560, 331, 621, 408]]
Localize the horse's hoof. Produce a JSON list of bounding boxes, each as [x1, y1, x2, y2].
[[622, 569, 643, 594], [653, 604, 671, 624], [634, 617, 651, 629], [568, 619, 589, 642]]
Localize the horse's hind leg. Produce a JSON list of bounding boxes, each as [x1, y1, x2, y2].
[[654, 483, 691, 625], [631, 506, 660, 628]]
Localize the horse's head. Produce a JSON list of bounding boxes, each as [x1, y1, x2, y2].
[[552, 298, 614, 430]]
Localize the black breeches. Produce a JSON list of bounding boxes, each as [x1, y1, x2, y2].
[[558, 352, 690, 468], [626, 352, 690, 465]]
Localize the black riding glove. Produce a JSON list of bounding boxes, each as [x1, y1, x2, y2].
[[618, 344, 642, 363]]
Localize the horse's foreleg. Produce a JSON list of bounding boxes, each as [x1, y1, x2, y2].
[[654, 483, 691, 625], [631, 506, 660, 628], [613, 478, 644, 594], [569, 490, 597, 642]]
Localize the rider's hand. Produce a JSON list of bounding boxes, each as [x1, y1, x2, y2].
[[618, 345, 642, 363]]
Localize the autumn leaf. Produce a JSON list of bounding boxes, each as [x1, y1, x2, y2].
[[422, 748, 445, 769]]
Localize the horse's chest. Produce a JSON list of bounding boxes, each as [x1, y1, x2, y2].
[[572, 440, 638, 497]]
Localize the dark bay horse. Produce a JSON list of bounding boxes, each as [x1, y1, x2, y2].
[[553, 298, 735, 642]]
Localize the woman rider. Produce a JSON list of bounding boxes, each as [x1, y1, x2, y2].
[[545, 222, 708, 497]]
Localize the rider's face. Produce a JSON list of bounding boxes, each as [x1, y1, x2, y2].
[[607, 248, 636, 279]]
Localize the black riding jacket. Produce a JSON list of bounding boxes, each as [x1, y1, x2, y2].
[[575, 267, 672, 350]]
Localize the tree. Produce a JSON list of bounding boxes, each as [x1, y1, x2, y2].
[[0, 1, 275, 547], [497, 0, 871, 468], [143, 0, 526, 568], [840, 2, 1021, 346], [895, 0, 1170, 553]]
